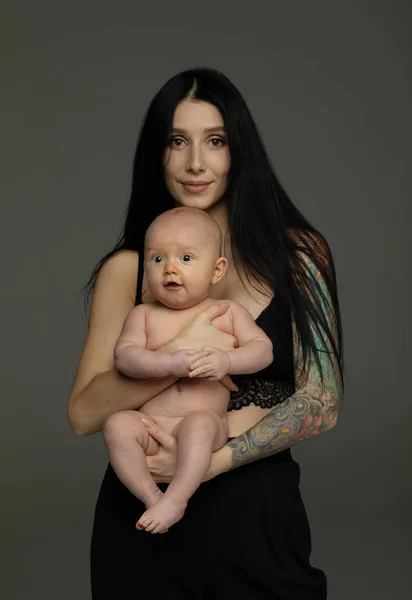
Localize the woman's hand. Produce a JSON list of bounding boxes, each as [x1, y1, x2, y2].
[[167, 303, 237, 353], [142, 416, 233, 484], [141, 417, 177, 483]]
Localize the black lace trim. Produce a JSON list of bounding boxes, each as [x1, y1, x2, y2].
[[228, 375, 295, 411]]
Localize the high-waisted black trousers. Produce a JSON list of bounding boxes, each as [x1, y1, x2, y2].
[[90, 449, 326, 599]]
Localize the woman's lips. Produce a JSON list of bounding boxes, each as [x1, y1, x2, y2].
[[181, 183, 211, 194]]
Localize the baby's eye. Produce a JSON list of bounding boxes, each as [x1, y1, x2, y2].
[[152, 255, 164, 263], [181, 254, 193, 262]]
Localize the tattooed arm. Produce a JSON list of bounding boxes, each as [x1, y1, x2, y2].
[[207, 251, 342, 477], [227, 318, 340, 468]]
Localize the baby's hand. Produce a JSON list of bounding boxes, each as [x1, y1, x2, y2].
[[169, 349, 211, 378], [188, 347, 230, 381]]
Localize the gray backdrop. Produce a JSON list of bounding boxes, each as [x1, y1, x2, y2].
[[1, 1, 410, 598]]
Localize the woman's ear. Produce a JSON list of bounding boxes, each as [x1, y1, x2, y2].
[[211, 256, 228, 284]]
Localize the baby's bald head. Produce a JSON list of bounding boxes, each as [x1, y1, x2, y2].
[[145, 207, 222, 256]]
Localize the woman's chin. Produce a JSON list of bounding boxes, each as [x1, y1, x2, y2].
[[174, 194, 221, 212]]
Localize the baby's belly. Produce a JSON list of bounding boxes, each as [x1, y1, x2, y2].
[[140, 378, 229, 420]]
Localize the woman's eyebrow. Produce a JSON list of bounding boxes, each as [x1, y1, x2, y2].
[[171, 126, 226, 134]]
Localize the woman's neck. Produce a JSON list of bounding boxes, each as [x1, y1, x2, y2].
[[207, 200, 226, 231], [207, 200, 230, 255]]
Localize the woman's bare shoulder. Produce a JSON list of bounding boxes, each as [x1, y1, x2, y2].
[[97, 249, 139, 297], [87, 248, 140, 346], [67, 249, 139, 402]]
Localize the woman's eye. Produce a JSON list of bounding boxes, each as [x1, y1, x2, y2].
[[152, 255, 164, 263], [169, 137, 226, 148], [208, 137, 226, 147], [181, 255, 193, 262], [170, 138, 185, 147]]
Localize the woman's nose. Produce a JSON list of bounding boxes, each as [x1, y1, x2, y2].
[[187, 144, 205, 172]]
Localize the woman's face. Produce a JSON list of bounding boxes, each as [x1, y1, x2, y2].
[[163, 100, 231, 212]]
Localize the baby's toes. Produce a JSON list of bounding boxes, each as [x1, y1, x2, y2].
[[146, 519, 160, 533], [153, 523, 169, 534], [137, 511, 152, 530]]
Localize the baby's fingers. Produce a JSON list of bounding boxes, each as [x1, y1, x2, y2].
[[189, 356, 211, 371], [189, 365, 214, 378], [186, 349, 211, 361], [190, 355, 216, 370]]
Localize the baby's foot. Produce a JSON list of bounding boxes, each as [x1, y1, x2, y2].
[[136, 488, 164, 531], [137, 495, 187, 534]]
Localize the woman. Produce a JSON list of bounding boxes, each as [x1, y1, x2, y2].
[[68, 67, 343, 599]]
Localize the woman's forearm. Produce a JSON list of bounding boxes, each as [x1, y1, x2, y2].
[[226, 383, 339, 469], [213, 346, 341, 476], [68, 369, 176, 437], [207, 388, 336, 480]]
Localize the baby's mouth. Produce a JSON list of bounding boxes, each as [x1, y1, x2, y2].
[[165, 282, 183, 289]]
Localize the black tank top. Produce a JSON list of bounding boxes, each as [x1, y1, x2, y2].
[[135, 253, 295, 411]]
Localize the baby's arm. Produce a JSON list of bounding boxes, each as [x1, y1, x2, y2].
[[226, 302, 273, 374], [113, 305, 202, 379], [189, 303, 273, 380]]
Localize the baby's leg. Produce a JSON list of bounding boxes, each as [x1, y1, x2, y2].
[[103, 410, 162, 513], [138, 411, 227, 534]]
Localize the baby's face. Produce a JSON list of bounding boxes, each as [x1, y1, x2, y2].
[[144, 221, 223, 309]]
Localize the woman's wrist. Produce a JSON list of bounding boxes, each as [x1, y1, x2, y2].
[[206, 444, 232, 481]]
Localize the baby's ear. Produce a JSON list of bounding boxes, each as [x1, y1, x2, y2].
[[211, 256, 228, 283]]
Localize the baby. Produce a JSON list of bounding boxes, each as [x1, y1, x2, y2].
[[104, 207, 273, 534]]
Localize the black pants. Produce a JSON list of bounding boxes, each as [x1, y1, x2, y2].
[[90, 450, 326, 599]]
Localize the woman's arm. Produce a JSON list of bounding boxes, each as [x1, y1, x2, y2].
[[69, 369, 178, 437], [67, 251, 178, 436], [207, 254, 342, 478]]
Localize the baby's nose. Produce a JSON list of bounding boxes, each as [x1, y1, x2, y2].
[[164, 261, 178, 274]]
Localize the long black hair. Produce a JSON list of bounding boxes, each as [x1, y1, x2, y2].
[[82, 67, 344, 389]]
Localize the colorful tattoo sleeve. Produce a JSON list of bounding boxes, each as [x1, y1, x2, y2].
[[227, 254, 342, 468]]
